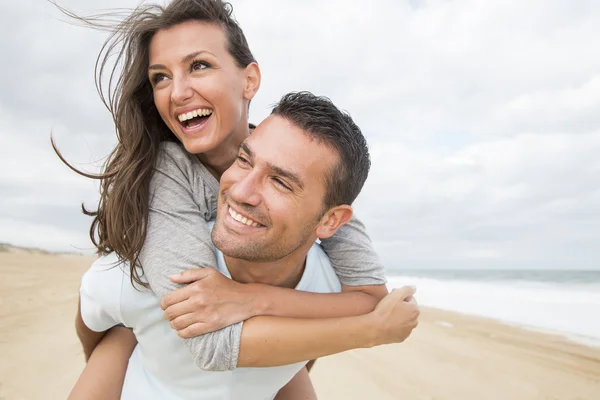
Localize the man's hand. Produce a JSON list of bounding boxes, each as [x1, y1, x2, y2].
[[160, 268, 256, 338], [369, 286, 420, 346]]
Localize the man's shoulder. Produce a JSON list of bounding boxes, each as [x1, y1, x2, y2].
[[307, 243, 330, 266], [297, 243, 341, 293]]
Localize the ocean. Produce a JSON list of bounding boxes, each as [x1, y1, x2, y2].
[[386, 269, 600, 347]]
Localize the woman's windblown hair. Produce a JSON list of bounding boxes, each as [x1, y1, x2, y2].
[[51, 0, 255, 286]]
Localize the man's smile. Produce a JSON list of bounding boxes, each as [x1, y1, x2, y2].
[[227, 205, 264, 228]]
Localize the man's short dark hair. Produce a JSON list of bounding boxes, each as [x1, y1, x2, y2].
[[271, 91, 371, 210]]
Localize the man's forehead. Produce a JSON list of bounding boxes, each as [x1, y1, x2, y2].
[[243, 115, 336, 182]]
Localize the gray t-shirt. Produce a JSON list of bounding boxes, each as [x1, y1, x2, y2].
[[138, 142, 386, 372]]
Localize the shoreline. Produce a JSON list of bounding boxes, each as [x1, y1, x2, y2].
[[425, 306, 600, 350]]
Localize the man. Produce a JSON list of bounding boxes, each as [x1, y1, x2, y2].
[[76, 92, 419, 399]]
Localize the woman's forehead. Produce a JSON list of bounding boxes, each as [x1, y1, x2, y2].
[[149, 21, 228, 62]]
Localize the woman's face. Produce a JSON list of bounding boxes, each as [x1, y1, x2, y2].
[[148, 21, 259, 155]]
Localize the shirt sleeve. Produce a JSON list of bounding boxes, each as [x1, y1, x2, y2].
[[79, 255, 124, 332], [138, 142, 242, 372], [319, 215, 387, 286]]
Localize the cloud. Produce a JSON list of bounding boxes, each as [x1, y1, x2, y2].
[[1, 0, 599, 269], [356, 130, 600, 269]]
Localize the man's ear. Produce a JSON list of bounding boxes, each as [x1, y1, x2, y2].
[[315, 205, 353, 239], [243, 62, 261, 101]]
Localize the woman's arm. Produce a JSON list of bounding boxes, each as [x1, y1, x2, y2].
[[141, 143, 391, 372], [319, 213, 391, 316], [68, 326, 137, 400], [140, 143, 244, 371], [320, 215, 387, 287], [237, 286, 419, 368], [162, 279, 418, 368], [163, 268, 388, 338]]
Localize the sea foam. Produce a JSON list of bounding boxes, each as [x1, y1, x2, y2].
[[386, 275, 600, 346]]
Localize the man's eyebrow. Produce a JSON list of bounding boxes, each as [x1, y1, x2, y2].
[[148, 50, 214, 71], [240, 142, 254, 158], [241, 141, 304, 189]]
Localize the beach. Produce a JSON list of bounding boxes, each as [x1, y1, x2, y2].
[[311, 308, 600, 400], [1, 248, 599, 400]]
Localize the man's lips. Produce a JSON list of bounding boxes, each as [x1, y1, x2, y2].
[[227, 206, 265, 228]]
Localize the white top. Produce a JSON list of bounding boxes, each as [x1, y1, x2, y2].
[[80, 238, 341, 400]]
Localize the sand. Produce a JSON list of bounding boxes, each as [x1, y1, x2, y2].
[[1, 248, 599, 400], [311, 309, 600, 399], [0, 247, 93, 400]]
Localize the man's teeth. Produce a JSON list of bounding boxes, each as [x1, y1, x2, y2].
[[228, 207, 260, 227], [178, 108, 213, 122]]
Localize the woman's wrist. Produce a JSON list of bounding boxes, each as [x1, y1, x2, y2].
[[245, 283, 273, 317]]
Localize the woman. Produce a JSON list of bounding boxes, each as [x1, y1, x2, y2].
[[59, 0, 418, 398]]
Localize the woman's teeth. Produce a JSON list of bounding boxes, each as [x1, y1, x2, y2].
[[178, 108, 213, 122]]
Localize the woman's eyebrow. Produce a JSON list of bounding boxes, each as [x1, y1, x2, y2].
[[149, 50, 216, 71]]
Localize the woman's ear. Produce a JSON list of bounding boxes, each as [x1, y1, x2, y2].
[[243, 62, 261, 100], [315, 205, 353, 239]]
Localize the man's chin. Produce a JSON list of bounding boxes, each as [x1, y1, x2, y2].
[[215, 242, 266, 262], [213, 227, 246, 252]]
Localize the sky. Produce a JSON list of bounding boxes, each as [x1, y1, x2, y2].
[[1, 0, 599, 270]]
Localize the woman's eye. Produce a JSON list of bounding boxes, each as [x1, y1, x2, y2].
[[150, 73, 168, 85], [191, 60, 210, 71]]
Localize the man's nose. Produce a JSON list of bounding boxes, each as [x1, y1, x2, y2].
[[229, 171, 262, 207], [171, 76, 194, 105]]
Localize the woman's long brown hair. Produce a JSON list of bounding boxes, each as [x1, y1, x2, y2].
[[52, 0, 256, 286]]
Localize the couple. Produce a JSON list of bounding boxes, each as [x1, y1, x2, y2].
[[65, 0, 419, 399]]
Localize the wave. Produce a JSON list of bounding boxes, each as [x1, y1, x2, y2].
[[386, 275, 600, 345]]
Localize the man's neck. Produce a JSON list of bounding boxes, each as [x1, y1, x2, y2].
[[223, 241, 314, 289]]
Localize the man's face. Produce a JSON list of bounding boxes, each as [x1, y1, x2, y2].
[[212, 115, 338, 262]]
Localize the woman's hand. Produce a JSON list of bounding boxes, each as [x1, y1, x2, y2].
[[160, 268, 258, 338], [368, 286, 420, 346]]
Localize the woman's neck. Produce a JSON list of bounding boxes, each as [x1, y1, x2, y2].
[[197, 123, 250, 180]]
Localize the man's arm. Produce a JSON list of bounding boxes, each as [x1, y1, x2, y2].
[[75, 298, 106, 361], [274, 367, 317, 400]]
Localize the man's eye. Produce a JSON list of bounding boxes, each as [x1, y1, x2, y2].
[[273, 178, 291, 191], [237, 156, 250, 165]]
